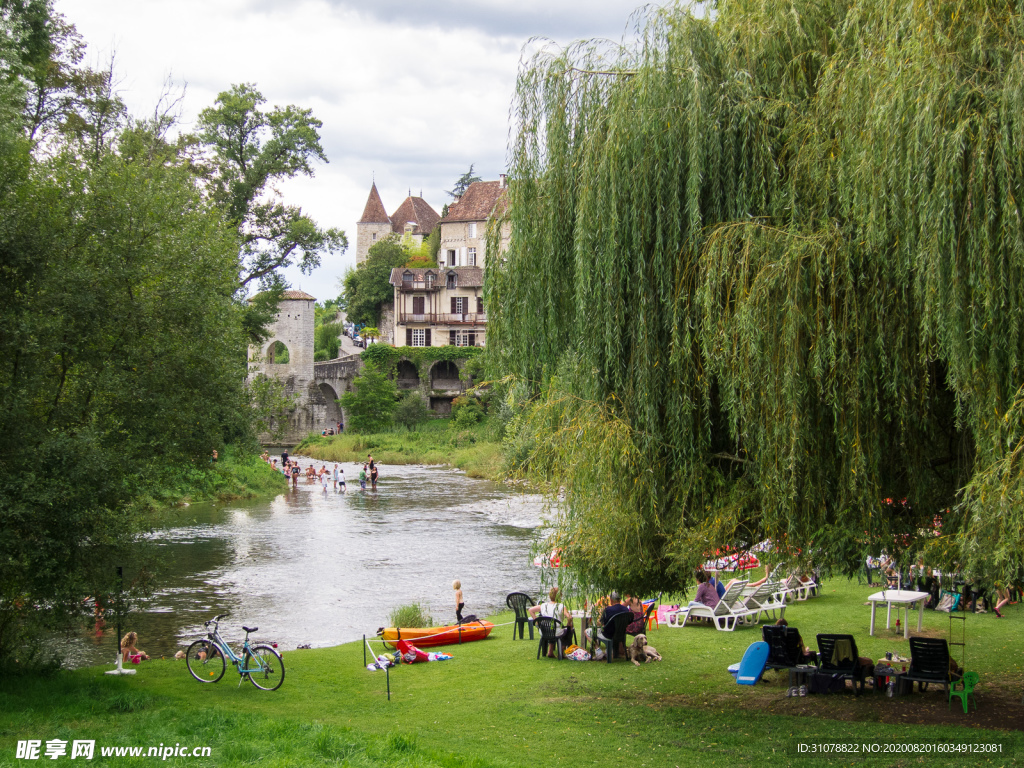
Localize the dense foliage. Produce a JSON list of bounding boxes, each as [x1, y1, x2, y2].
[[489, 0, 1024, 592], [0, 2, 279, 667], [339, 367, 399, 433], [340, 235, 409, 326]]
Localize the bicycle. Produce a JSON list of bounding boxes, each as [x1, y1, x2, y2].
[[185, 614, 285, 691]]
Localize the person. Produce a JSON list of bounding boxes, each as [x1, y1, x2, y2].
[[211, 449, 218, 463], [359, 464, 367, 490], [321, 472, 329, 493], [291, 462, 299, 488], [530, 587, 574, 656], [281, 450, 289, 466], [453, 579, 465, 623], [120, 631, 149, 663], [271, 458, 278, 470], [370, 461, 379, 490], [623, 593, 646, 635], [337, 467, 346, 492], [774, 618, 816, 664], [688, 570, 721, 609], [585, 591, 631, 654], [332, 464, 340, 489], [338, 421, 343, 434], [994, 584, 1011, 618]]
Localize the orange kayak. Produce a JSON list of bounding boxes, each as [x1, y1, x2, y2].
[[378, 621, 494, 648]]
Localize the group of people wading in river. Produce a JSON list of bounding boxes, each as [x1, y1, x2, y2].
[[264, 451, 379, 492]]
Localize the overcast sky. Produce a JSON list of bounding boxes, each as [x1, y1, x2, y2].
[[61, 1, 658, 302]]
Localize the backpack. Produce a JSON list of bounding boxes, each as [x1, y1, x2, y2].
[[935, 590, 961, 613]]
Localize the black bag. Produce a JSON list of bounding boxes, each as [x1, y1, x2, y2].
[[809, 672, 846, 694]]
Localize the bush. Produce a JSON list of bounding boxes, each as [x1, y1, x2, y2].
[[451, 395, 484, 428], [388, 602, 432, 628], [395, 392, 429, 431]]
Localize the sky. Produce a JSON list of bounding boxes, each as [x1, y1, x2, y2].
[[61, 0, 660, 302]]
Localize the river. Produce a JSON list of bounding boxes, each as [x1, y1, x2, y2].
[[63, 460, 547, 668]]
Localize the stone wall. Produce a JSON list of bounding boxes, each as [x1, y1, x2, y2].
[[355, 222, 393, 264]]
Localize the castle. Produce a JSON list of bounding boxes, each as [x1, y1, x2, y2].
[[355, 183, 440, 264]]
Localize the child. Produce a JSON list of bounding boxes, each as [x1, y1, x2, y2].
[[359, 464, 367, 490], [332, 463, 339, 489], [321, 472, 329, 493], [453, 580, 465, 623], [120, 631, 149, 663], [338, 467, 346, 492]]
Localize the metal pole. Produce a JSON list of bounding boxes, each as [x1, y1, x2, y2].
[[363, 635, 366, 667], [115, 566, 123, 655], [386, 664, 390, 701]]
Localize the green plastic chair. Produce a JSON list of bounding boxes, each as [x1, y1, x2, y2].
[[949, 671, 979, 713]]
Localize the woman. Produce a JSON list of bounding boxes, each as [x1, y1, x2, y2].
[[529, 587, 574, 657], [120, 632, 149, 663], [623, 593, 646, 636]]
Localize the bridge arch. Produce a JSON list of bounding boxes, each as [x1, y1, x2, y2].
[[396, 360, 420, 389]]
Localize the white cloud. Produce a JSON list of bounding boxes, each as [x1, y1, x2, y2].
[[61, 0, 654, 300]]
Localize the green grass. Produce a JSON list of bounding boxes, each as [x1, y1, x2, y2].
[[141, 445, 287, 509], [3, 578, 1022, 766], [296, 417, 503, 479]]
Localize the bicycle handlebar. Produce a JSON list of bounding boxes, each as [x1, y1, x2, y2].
[[204, 613, 228, 628]]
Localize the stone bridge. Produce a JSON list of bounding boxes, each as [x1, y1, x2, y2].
[[249, 292, 474, 446]]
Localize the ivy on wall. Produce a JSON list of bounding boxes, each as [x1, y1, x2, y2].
[[361, 344, 483, 378]]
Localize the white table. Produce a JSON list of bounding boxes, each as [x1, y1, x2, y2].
[[867, 590, 930, 639], [569, 610, 591, 648]]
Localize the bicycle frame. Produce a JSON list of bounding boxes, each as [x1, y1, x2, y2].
[[205, 622, 265, 682]]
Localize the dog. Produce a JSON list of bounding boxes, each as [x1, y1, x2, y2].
[[626, 634, 662, 666]]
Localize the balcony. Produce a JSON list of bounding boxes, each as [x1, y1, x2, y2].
[[398, 312, 487, 326], [398, 280, 441, 292]]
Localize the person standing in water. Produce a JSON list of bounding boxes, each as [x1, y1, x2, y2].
[[453, 580, 465, 623], [359, 464, 367, 490], [337, 467, 346, 492]]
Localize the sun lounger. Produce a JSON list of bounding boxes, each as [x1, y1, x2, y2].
[[679, 580, 755, 631]]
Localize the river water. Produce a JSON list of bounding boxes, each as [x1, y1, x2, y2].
[[64, 461, 547, 668]]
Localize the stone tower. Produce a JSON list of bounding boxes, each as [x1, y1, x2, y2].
[[248, 290, 318, 443], [356, 182, 393, 264]]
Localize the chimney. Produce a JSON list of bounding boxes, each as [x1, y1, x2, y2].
[[499, 173, 507, 189]]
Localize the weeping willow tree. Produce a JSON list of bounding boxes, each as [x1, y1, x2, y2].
[[487, 0, 1024, 593]]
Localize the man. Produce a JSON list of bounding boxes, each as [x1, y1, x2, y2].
[[585, 591, 631, 656]]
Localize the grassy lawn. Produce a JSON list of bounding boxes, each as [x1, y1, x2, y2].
[[2, 578, 1021, 767], [296, 417, 503, 479]]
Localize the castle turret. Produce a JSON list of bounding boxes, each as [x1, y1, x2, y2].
[[356, 182, 393, 264]]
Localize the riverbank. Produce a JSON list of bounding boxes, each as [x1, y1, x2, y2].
[[295, 417, 503, 480], [6, 578, 1021, 767], [140, 445, 287, 510]]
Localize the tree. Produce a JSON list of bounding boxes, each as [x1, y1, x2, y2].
[[446, 164, 482, 198], [490, 0, 1024, 593], [0, 8, 260, 664], [197, 83, 347, 290], [395, 391, 429, 431], [339, 366, 397, 433], [340, 234, 408, 326]]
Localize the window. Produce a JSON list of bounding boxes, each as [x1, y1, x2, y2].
[[453, 331, 476, 347], [451, 296, 466, 315], [468, 222, 477, 238], [372, 232, 377, 241], [468, 247, 476, 266], [445, 249, 455, 267], [477, 297, 484, 314], [447, 272, 457, 289], [411, 328, 426, 347]]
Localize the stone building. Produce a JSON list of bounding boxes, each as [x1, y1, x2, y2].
[[355, 182, 441, 264], [389, 177, 509, 348], [248, 290, 347, 444]]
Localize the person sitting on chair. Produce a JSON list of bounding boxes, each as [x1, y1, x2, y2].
[[585, 591, 631, 652], [774, 618, 817, 664], [529, 587, 574, 657]]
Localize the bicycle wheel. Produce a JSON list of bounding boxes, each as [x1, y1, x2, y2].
[[244, 644, 285, 691], [186, 639, 226, 683]]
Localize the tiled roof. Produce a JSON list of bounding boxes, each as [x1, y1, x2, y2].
[[390, 196, 440, 236], [389, 266, 484, 288], [281, 290, 317, 301], [358, 182, 391, 224], [441, 180, 506, 223]]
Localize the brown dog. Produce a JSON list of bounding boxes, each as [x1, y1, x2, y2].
[[626, 634, 662, 665]]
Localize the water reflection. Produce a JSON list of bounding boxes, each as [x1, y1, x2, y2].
[[61, 462, 545, 668]]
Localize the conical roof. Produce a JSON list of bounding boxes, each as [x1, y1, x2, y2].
[[358, 182, 391, 224], [390, 196, 440, 236]]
